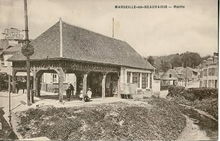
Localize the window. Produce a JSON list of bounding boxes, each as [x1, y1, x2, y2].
[[142, 73, 147, 89], [52, 74, 58, 83], [204, 80, 207, 87], [203, 69, 207, 76], [208, 80, 212, 87], [208, 68, 215, 76], [150, 74, 152, 88], [127, 72, 131, 83], [169, 74, 172, 78], [132, 72, 140, 87], [200, 71, 203, 78], [146, 73, 149, 88]]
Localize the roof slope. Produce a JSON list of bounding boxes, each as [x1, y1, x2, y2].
[[160, 69, 180, 80], [9, 21, 153, 70]]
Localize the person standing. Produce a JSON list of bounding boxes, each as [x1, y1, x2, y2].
[[69, 83, 74, 96], [66, 83, 71, 101]]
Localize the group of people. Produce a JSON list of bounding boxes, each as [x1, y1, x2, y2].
[[79, 88, 92, 102], [66, 83, 93, 102]]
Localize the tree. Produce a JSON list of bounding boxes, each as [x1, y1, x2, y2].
[[171, 55, 182, 68], [160, 60, 172, 72], [147, 56, 155, 66], [181, 52, 201, 68]]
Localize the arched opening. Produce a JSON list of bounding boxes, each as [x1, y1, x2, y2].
[[87, 72, 103, 98], [11, 70, 33, 94], [106, 72, 119, 97], [35, 70, 77, 100]]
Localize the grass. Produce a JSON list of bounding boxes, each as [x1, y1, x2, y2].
[[16, 98, 186, 140]]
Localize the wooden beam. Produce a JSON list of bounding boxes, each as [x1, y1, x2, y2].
[[58, 68, 65, 102], [102, 73, 107, 98], [82, 73, 88, 97]]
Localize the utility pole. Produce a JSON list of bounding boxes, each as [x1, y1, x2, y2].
[[21, 0, 34, 106], [8, 75, 12, 127]]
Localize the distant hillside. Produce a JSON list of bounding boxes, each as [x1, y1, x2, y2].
[[145, 52, 203, 72]]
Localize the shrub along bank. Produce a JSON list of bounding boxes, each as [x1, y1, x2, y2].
[[167, 86, 218, 119], [16, 98, 186, 141]]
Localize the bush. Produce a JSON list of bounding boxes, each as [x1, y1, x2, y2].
[[187, 88, 218, 100], [167, 86, 185, 97], [168, 86, 218, 119], [0, 73, 8, 91], [167, 86, 218, 101]]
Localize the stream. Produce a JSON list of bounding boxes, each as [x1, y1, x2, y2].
[[177, 105, 218, 140]]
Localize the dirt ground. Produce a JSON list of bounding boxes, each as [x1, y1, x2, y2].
[[15, 97, 186, 140]]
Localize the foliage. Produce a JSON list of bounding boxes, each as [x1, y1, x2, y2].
[[16, 99, 186, 141], [160, 60, 172, 72], [147, 56, 155, 66], [180, 52, 201, 68], [167, 86, 217, 101], [0, 73, 8, 91], [167, 86, 218, 119], [151, 51, 202, 72], [171, 55, 182, 68]]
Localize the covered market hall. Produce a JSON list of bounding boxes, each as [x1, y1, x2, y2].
[[9, 19, 154, 102]]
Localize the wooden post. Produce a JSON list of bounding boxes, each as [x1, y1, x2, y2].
[[117, 72, 121, 98], [82, 73, 88, 96], [58, 69, 65, 102], [75, 72, 82, 95], [102, 73, 107, 98], [33, 68, 36, 93], [35, 71, 41, 97]]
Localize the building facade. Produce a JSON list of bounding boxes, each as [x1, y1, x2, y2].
[[199, 54, 218, 88]]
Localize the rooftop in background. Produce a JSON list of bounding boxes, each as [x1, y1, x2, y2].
[[201, 52, 218, 67], [9, 20, 154, 70]]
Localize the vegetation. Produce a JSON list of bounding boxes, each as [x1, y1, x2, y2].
[[167, 86, 218, 119], [0, 73, 8, 91], [146, 51, 203, 72], [16, 98, 186, 141], [147, 56, 155, 66]]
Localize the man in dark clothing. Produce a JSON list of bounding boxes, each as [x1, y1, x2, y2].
[[69, 83, 74, 96], [66, 83, 72, 101]]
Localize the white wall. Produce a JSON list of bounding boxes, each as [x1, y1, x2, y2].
[[119, 67, 153, 94]]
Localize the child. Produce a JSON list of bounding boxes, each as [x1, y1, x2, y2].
[[87, 88, 92, 99], [79, 90, 83, 101]]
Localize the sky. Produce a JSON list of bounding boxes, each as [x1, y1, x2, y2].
[[0, 0, 218, 57]]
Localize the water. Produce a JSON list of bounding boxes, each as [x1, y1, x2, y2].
[[177, 106, 218, 140]]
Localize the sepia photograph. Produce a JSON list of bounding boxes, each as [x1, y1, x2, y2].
[[0, 0, 218, 140]]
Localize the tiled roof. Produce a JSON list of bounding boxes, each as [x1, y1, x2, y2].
[[9, 21, 154, 70]]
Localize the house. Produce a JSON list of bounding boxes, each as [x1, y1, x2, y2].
[[174, 67, 199, 82], [160, 69, 182, 89], [9, 19, 154, 101], [199, 53, 218, 88]]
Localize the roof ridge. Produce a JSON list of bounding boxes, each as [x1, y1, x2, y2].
[[62, 20, 126, 43]]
